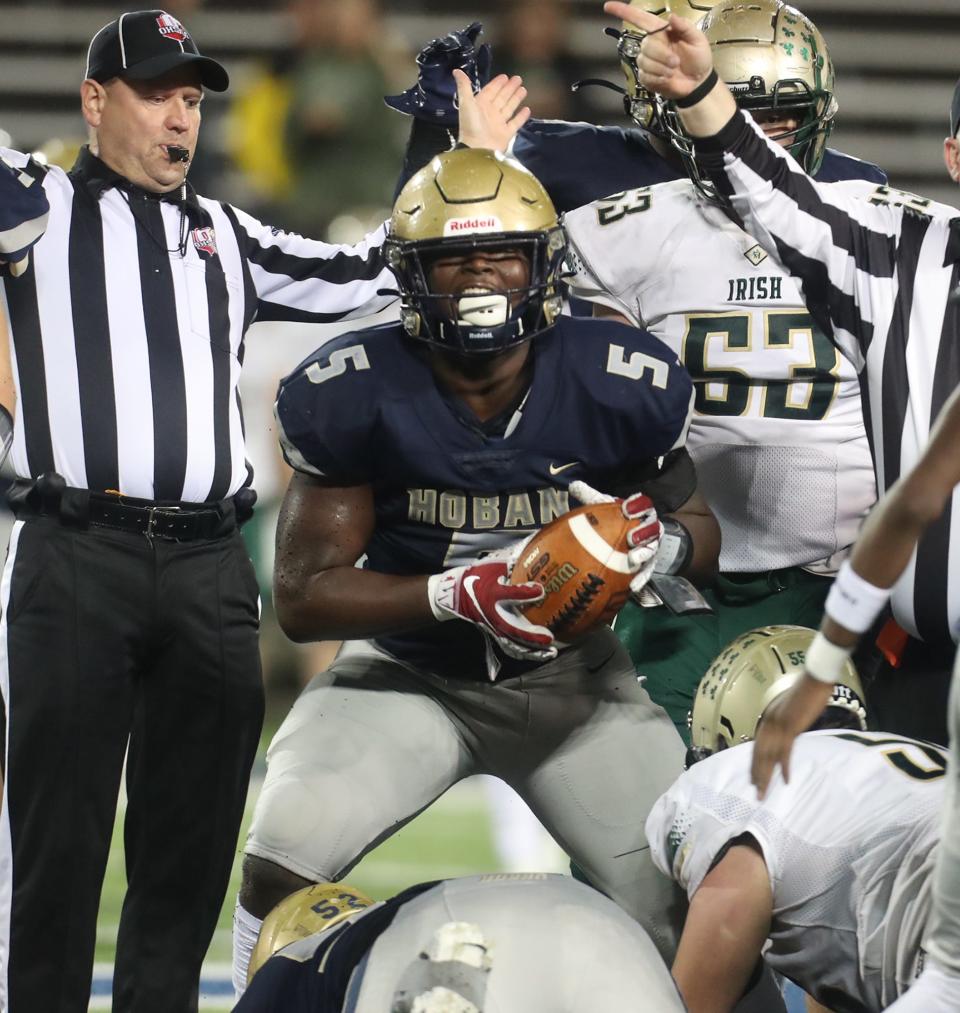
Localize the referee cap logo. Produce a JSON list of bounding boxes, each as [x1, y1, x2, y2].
[[156, 13, 189, 43], [85, 10, 229, 92]]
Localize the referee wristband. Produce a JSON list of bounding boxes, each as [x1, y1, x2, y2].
[[804, 631, 854, 685], [824, 560, 891, 634], [675, 68, 719, 109]]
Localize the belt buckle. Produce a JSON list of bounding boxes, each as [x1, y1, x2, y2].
[[146, 505, 180, 541]]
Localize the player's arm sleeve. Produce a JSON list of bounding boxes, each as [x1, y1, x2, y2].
[[0, 149, 50, 262], [224, 204, 398, 325], [588, 331, 696, 505], [815, 148, 887, 185], [394, 118, 454, 199], [274, 361, 375, 484], [564, 203, 646, 323], [603, 448, 696, 514], [696, 111, 913, 367]]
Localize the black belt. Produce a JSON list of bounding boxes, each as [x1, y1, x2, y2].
[[8, 474, 256, 542], [86, 497, 230, 540]]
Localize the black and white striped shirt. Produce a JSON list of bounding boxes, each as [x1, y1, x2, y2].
[[0, 146, 396, 504], [699, 111, 960, 646]]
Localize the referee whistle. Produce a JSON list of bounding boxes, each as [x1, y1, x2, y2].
[[166, 145, 190, 164]]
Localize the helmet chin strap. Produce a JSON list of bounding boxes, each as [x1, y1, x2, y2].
[[457, 293, 509, 327]]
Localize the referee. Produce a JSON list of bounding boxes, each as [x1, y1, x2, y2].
[[0, 10, 397, 1013], [609, 0, 960, 741]]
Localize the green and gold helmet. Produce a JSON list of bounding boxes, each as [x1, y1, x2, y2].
[[687, 625, 867, 766], [666, 0, 838, 200], [247, 882, 374, 984], [384, 148, 566, 355], [614, 0, 723, 135]]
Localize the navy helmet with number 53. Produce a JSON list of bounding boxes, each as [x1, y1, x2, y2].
[[384, 148, 568, 355]]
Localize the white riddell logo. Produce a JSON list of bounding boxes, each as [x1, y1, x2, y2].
[[549, 461, 578, 475]]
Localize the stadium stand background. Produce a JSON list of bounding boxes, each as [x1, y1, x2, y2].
[[0, 0, 957, 207]]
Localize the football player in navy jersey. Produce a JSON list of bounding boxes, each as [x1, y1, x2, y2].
[[235, 875, 689, 1012], [230, 146, 721, 995], [387, 4, 885, 216]]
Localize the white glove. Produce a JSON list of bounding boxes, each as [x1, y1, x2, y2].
[[568, 480, 663, 594]]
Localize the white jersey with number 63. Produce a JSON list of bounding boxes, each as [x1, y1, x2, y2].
[[647, 730, 944, 1009], [565, 178, 879, 572]]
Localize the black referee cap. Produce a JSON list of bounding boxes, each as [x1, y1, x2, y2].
[[952, 77, 960, 139], [85, 10, 229, 92]]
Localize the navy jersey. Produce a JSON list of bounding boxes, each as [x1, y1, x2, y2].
[[510, 119, 887, 213], [235, 883, 438, 1013], [276, 316, 694, 681]]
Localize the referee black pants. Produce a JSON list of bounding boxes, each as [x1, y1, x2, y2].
[[0, 517, 264, 1012]]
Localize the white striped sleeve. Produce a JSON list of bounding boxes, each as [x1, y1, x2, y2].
[[226, 206, 398, 324], [0, 149, 50, 260], [696, 112, 925, 365]]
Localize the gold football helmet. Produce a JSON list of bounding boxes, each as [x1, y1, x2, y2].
[[667, 0, 838, 199], [385, 148, 566, 355], [613, 1, 724, 134], [687, 624, 867, 765], [247, 882, 374, 983]]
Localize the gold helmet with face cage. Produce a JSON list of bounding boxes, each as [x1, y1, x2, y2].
[[687, 625, 867, 765], [385, 148, 567, 355], [665, 0, 838, 201], [615, 0, 724, 134], [247, 882, 374, 984]]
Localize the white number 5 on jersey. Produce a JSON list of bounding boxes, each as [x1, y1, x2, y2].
[[606, 344, 669, 389], [306, 344, 371, 385]]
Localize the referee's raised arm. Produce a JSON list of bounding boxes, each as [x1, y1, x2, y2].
[[619, 7, 960, 1005], [0, 10, 398, 1013], [611, 0, 960, 643]]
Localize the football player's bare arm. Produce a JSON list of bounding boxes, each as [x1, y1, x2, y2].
[[671, 837, 772, 1013], [753, 376, 960, 795], [671, 486, 720, 585], [826, 382, 960, 640], [273, 472, 434, 643]]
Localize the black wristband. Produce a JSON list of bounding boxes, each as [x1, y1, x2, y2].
[[674, 68, 719, 109]]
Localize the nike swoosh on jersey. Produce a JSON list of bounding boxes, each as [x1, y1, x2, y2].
[[548, 461, 579, 475]]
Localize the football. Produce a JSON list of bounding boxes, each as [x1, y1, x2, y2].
[[510, 501, 635, 643]]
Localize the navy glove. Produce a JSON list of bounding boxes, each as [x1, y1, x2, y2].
[[384, 21, 492, 125], [0, 155, 49, 277]]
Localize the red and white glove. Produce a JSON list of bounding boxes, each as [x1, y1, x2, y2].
[[427, 559, 557, 662], [568, 480, 662, 594]]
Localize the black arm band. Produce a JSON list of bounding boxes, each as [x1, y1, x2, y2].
[[674, 68, 719, 109], [654, 518, 693, 575]]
